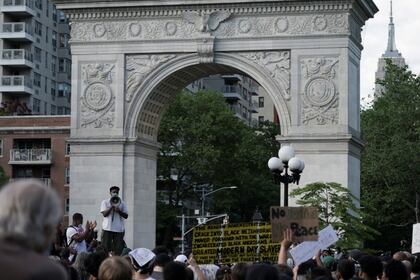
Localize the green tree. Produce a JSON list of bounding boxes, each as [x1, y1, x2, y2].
[[156, 90, 280, 247], [361, 61, 420, 251], [291, 182, 379, 250]]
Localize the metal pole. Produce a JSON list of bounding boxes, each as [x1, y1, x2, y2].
[[201, 188, 205, 219], [181, 214, 185, 254], [284, 166, 289, 207]]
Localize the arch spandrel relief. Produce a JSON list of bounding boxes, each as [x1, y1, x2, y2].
[[126, 55, 178, 103], [300, 57, 340, 126], [80, 63, 116, 128]]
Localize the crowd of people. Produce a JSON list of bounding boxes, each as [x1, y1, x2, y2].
[[0, 179, 418, 280]]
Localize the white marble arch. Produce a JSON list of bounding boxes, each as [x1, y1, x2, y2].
[[53, 0, 378, 249]]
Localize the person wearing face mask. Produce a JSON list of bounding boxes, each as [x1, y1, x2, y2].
[[100, 186, 128, 255]]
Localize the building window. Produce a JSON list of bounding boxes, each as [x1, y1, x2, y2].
[[51, 105, 56, 115], [0, 139, 3, 156], [44, 52, 49, 69], [65, 168, 70, 185], [65, 142, 71, 156], [35, 21, 42, 36], [65, 198, 69, 215], [59, 11, 67, 23], [258, 97, 264, 108], [59, 33, 69, 48], [58, 83, 70, 98], [52, 31, 57, 49], [35, 0, 42, 10], [44, 76, 48, 92], [34, 73, 41, 87], [45, 26, 49, 43], [51, 81, 56, 101], [52, 6, 57, 22], [33, 98, 41, 113], [57, 107, 64, 115], [51, 55, 57, 74], [34, 47, 42, 63], [258, 116, 264, 124]]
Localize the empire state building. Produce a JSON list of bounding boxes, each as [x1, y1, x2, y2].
[[374, 0, 406, 98]]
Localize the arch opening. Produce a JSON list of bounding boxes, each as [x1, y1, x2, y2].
[[126, 53, 291, 141]]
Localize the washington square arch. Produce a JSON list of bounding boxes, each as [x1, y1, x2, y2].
[[52, 0, 378, 249]]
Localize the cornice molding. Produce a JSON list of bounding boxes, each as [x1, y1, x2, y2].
[[64, 2, 354, 20]]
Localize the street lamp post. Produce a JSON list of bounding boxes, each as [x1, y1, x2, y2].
[[267, 146, 305, 207], [200, 186, 237, 224]]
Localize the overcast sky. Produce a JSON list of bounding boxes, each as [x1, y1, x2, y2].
[[360, 0, 420, 104]]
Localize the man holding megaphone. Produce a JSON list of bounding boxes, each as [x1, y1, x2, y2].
[[100, 185, 128, 255]]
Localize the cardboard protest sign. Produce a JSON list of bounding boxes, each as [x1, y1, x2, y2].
[[192, 223, 280, 265], [412, 223, 420, 254], [270, 206, 319, 242]]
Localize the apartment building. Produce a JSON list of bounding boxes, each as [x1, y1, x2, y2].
[[0, 0, 71, 115], [0, 115, 70, 223], [252, 85, 280, 124], [188, 74, 259, 126]]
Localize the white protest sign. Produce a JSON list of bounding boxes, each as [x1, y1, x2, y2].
[[412, 223, 420, 254], [290, 241, 320, 266], [290, 225, 339, 266], [318, 225, 339, 250]]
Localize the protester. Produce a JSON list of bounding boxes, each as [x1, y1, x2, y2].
[[245, 264, 280, 280], [101, 186, 129, 255], [216, 265, 232, 280], [51, 222, 67, 257], [67, 212, 97, 262], [164, 261, 191, 280], [0, 179, 68, 279], [358, 255, 383, 280], [129, 248, 156, 280], [232, 263, 250, 280], [412, 254, 420, 280], [85, 249, 109, 280], [336, 259, 355, 280], [151, 253, 171, 280], [383, 260, 408, 280], [73, 252, 90, 280], [98, 256, 133, 280]]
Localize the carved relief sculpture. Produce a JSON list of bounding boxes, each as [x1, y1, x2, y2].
[[300, 57, 339, 125], [182, 11, 231, 33], [80, 63, 116, 128], [240, 51, 291, 100], [125, 55, 176, 102], [69, 12, 348, 42]]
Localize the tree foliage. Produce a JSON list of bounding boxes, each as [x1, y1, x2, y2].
[[360, 61, 420, 251], [291, 182, 379, 250], [156, 90, 280, 247]]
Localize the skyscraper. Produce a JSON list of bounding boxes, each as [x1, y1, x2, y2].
[[374, 0, 406, 98], [0, 0, 71, 115]]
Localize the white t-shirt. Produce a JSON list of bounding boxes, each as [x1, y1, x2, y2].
[[100, 198, 128, 232], [66, 225, 87, 254]]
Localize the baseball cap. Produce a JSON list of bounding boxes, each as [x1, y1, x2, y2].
[[174, 254, 188, 264]]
